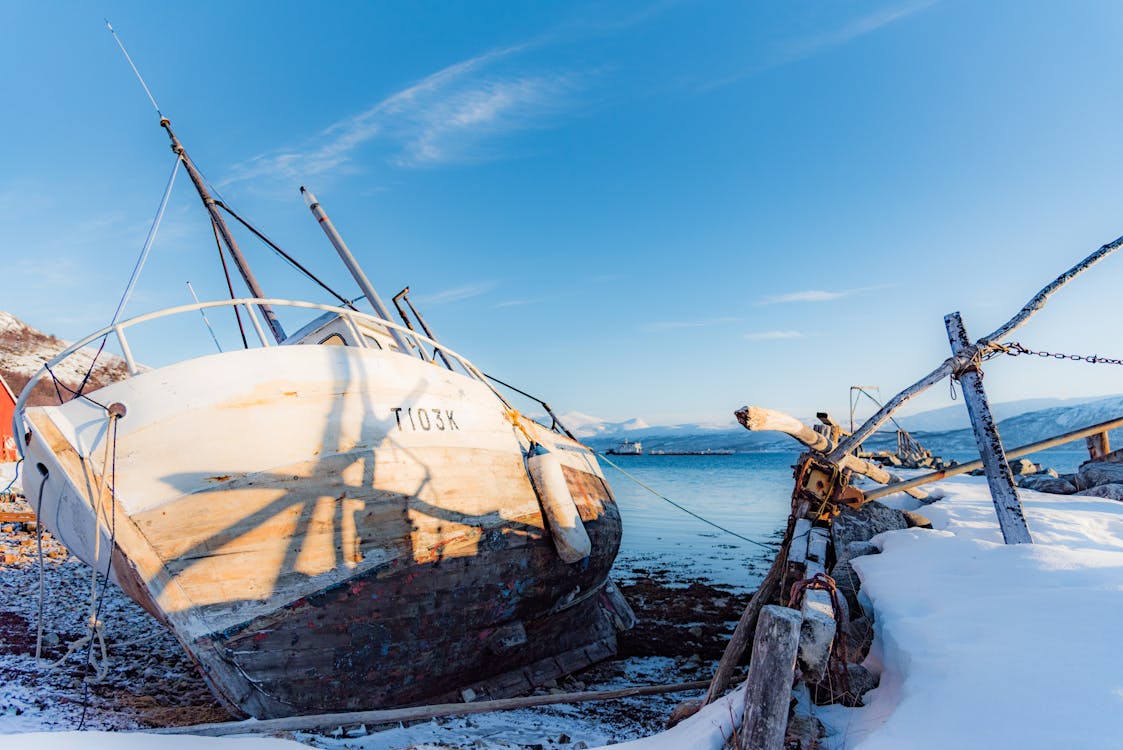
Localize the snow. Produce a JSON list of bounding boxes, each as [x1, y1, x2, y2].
[[819, 476, 1123, 749], [6, 464, 1123, 748]]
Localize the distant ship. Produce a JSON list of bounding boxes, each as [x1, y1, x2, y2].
[[606, 439, 643, 455]]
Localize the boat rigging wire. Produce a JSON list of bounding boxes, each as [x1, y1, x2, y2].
[[187, 281, 223, 353], [595, 451, 776, 551], [105, 20, 161, 118], [215, 201, 357, 311], [211, 219, 250, 349]]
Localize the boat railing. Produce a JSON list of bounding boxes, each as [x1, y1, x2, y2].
[[13, 298, 510, 430]]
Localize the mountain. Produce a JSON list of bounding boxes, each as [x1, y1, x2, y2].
[[565, 393, 1123, 457], [0, 311, 130, 407], [893, 395, 1119, 433]]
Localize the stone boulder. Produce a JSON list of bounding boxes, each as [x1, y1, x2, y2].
[[831, 501, 908, 566], [1077, 461, 1123, 490], [1075, 483, 1123, 501], [1009, 458, 1039, 476], [901, 510, 933, 529], [1017, 474, 1077, 494]]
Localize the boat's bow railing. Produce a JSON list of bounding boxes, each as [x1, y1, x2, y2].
[[12, 298, 511, 451]]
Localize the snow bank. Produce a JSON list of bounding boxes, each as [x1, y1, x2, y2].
[[0, 732, 303, 749], [821, 477, 1123, 749]]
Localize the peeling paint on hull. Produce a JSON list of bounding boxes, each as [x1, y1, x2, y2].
[[19, 345, 628, 718]]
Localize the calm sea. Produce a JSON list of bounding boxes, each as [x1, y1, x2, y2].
[[601, 452, 800, 592], [602, 447, 1094, 593]]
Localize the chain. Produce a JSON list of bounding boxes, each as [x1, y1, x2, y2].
[[1001, 342, 1123, 366]]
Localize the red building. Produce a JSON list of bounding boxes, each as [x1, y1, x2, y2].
[[0, 375, 17, 462]]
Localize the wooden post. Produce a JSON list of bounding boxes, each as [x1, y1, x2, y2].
[[1087, 431, 1111, 460], [945, 312, 1032, 545], [738, 605, 801, 750]]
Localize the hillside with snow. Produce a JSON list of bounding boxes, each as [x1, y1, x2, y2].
[[0, 311, 129, 406]]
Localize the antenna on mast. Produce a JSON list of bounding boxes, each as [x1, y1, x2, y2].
[[104, 19, 287, 344], [105, 20, 163, 118]]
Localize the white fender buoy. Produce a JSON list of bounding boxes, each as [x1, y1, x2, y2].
[[527, 443, 592, 563]]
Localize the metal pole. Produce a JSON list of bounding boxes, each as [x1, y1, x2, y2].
[[403, 290, 453, 370], [300, 187, 411, 353], [945, 312, 1032, 544], [863, 415, 1123, 502], [160, 119, 286, 344]]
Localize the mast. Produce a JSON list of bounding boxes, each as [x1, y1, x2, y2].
[[160, 118, 286, 344], [300, 187, 411, 353]]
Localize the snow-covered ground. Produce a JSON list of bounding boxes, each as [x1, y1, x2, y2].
[[820, 475, 1123, 749], [5, 468, 1123, 749]]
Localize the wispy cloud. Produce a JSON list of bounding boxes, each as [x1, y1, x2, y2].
[[705, 1, 935, 89], [744, 330, 805, 341], [413, 281, 498, 305], [758, 285, 888, 305], [773, 1, 936, 67], [642, 317, 739, 332], [224, 46, 582, 185], [494, 299, 535, 308]]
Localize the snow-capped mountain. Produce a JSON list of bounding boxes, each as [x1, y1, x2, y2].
[[0, 310, 129, 407], [568, 394, 1123, 456]]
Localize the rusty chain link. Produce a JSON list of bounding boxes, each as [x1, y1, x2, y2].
[[1001, 342, 1123, 366]]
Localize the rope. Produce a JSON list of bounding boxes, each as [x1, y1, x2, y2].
[[1, 459, 22, 496], [111, 157, 181, 326], [595, 451, 776, 551]]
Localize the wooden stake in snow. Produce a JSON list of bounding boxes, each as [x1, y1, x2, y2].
[[738, 605, 801, 750], [944, 311, 1032, 545]]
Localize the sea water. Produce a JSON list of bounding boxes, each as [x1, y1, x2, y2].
[[602, 447, 1095, 593], [601, 452, 800, 592]]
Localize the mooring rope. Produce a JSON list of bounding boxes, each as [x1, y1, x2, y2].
[[595, 451, 776, 551]]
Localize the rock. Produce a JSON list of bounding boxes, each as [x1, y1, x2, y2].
[[785, 712, 827, 749], [1077, 460, 1123, 489], [831, 501, 908, 565], [1059, 472, 1079, 487], [845, 664, 880, 706], [1017, 475, 1077, 494], [845, 615, 875, 661], [846, 541, 880, 558], [830, 558, 863, 619], [1009, 458, 1038, 476], [1075, 483, 1123, 501], [1035, 467, 1060, 478], [901, 510, 933, 529], [687, 626, 703, 638]]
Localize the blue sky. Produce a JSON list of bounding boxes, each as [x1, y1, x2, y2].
[[3, 1, 1122, 425]]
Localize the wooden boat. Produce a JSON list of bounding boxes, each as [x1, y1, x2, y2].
[[13, 115, 633, 718]]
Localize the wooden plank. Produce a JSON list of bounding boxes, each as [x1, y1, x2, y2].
[[944, 312, 1032, 545], [739, 605, 800, 750], [154, 680, 712, 736], [0, 512, 35, 523]]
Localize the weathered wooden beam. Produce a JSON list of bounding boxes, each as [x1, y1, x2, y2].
[[0, 512, 35, 523], [736, 406, 830, 452], [832, 234, 1123, 459], [739, 605, 801, 750], [1087, 431, 1111, 460], [945, 312, 1032, 545], [863, 415, 1123, 502], [798, 589, 836, 684], [155, 679, 712, 737], [736, 406, 928, 500]]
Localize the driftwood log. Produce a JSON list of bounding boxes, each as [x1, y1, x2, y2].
[[155, 680, 711, 737], [832, 235, 1123, 459], [735, 406, 928, 500]]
